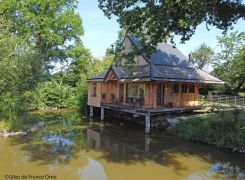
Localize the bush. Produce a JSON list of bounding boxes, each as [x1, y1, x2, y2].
[[179, 110, 245, 150], [30, 81, 80, 109]]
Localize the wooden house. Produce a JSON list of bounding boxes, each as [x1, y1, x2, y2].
[[87, 35, 224, 133]]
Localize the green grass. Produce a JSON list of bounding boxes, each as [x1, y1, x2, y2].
[[239, 92, 245, 97], [178, 110, 245, 151]]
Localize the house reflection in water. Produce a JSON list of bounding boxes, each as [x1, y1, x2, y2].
[[86, 128, 150, 156]]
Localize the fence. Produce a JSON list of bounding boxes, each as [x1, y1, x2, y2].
[[200, 95, 245, 110]]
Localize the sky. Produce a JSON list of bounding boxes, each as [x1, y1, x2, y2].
[[78, 0, 245, 58]]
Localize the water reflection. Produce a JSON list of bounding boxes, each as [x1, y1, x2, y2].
[[209, 162, 245, 179], [42, 135, 73, 160], [0, 110, 245, 180]]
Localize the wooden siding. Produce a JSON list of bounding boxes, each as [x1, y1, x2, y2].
[[87, 82, 102, 107], [88, 80, 199, 108]]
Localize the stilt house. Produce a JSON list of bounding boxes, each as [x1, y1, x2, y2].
[[87, 35, 224, 132]]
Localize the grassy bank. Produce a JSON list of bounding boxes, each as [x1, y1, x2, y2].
[[178, 110, 245, 152]]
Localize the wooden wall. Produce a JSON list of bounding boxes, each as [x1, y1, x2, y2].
[[88, 80, 199, 108], [87, 82, 102, 107], [101, 81, 119, 104], [163, 82, 199, 108]]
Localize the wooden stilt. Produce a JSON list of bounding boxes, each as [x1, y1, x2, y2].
[[101, 106, 104, 120], [145, 113, 151, 133], [90, 106, 93, 117]]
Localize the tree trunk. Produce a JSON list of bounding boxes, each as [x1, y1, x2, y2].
[[235, 77, 245, 93]]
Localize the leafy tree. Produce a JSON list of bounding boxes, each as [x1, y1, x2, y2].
[[91, 55, 114, 74], [214, 31, 245, 93], [1, 0, 83, 68], [99, 0, 245, 54], [0, 17, 41, 114], [189, 43, 214, 70]]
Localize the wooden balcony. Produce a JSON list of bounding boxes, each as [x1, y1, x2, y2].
[[101, 94, 201, 115]]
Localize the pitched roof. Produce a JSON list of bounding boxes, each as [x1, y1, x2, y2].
[[152, 65, 223, 84], [127, 35, 194, 68], [87, 70, 107, 81], [87, 35, 224, 84]]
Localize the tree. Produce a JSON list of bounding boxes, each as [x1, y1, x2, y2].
[[0, 17, 41, 114], [98, 0, 245, 53], [214, 31, 245, 93], [1, 0, 83, 69], [189, 43, 214, 70]]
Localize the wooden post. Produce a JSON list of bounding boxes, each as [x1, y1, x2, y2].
[[101, 106, 104, 121], [90, 106, 93, 117], [145, 113, 151, 134]]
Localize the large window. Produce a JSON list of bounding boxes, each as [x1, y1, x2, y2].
[[92, 83, 97, 97], [126, 83, 145, 103], [189, 84, 195, 93], [182, 84, 187, 93]]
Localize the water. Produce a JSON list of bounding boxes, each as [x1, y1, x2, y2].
[[0, 110, 244, 180]]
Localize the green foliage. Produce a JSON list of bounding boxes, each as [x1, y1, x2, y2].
[[1, 0, 84, 68], [189, 43, 214, 70], [214, 32, 245, 94], [30, 81, 79, 109], [0, 17, 41, 114], [179, 111, 245, 150], [99, 0, 245, 53], [0, 1, 94, 113]]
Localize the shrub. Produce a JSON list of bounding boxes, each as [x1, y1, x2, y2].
[[178, 110, 245, 150], [30, 81, 80, 109]]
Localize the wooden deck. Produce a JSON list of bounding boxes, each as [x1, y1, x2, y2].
[[101, 103, 201, 115]]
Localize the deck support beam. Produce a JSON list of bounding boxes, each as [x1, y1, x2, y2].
[[90, 106, 93, 117], [145, 113, 151, 133], [101, 106, 104, 121]]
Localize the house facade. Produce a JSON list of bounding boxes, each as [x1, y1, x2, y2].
[[87, 35, 224, 133]]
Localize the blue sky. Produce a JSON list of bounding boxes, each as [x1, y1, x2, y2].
[[78, 0, 245, 58]]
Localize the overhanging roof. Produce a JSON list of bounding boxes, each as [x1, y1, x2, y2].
[[87, 35, 224, 84]]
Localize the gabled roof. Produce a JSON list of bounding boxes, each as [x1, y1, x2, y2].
[[87, 70, 107, 81], [87, 35, 224, 84], [127, 35, 194, 68]]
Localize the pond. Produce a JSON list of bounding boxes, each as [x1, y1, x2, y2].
[[0, 110, 245, 180]]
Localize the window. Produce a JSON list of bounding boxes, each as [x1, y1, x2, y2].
[[182, 84, 187, 93], [126, 83, 145, 103], [139, 84, 145, 99], [189, 84, 195, 93], [92, 83, 97, 97], [173, 84, 179, 93], [126, 84, 131, 103]]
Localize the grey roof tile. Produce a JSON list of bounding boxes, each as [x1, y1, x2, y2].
[[88, 35, 224, 84], [87, 70, 107, 81]]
